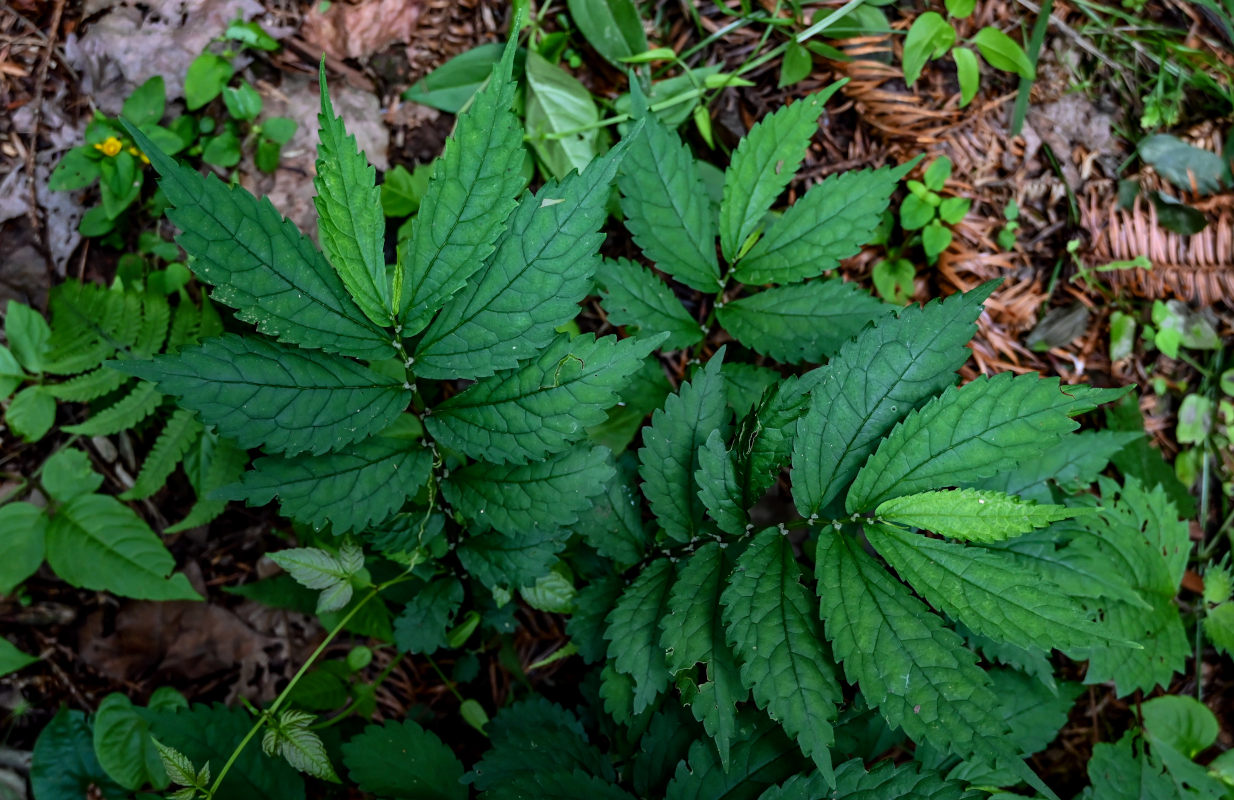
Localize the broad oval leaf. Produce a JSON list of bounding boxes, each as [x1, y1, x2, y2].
[[971, 26, 1035, 78], [525, 51, 602, 180], [568, 0, 648, 66]]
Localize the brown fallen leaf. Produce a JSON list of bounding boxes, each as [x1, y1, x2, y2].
[[302, 0, 422, 62]]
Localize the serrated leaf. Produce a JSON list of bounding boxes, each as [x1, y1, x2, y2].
[[830, 758, 973, 799], [315, 66, 390, 327], [974, 429, 1143, 502], [661, 543, 745, 768], [587, 354, 673, 454], [568, 576, 623, 663], [867, 524, 1105, 652], [791, 283, 994, 517], [817, 531, 1005, 760], [724, 528, 841, 781], [1087, 734, 1176, 800], [617, 86, 721, 291], [696, 430, 748, 536], [120, 408, 203, 500], [111, 334, 409, 456], [720, 363, 782, 415], [413, 134, 633, 381], [734, 163, 912, 285], [428, 332, 663, 463], [664, 712, 800, 800], [876, 488, 1082, 542], [45, 366, 128, 402], [443, 445, 613, 536], [595, 258, 704, 350], [393, 577, 463, 655], [457, 528, 566, 590], [45, 494, 201, 601], [61, 379, 163, 436], [398, 40, 524, 334], [607, 559, 675, 714], [125, 124, 390, 360], [639, 351, 730, 542], [272, 544, 363, 589], [733, 374, 813, 507], [847, 373, 1090, 512], [575, 453, 649, 566], [719, 90, 834, 261], [153, 740, 197, 788], [218, 438, 431, 534], [717, 280, 889, 364], [262, 710, 339, 782], [168, 433, 248, 533], [41, 282, 139, 374], [342, 719, 466, 800]]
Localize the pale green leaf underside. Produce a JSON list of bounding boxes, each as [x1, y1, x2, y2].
[[606, 559, 674, 714], [595, 258, 704, 350], [723, 528, 840, 781], [315, 67, 390, 327], [111, 334, 408, 456], [716, 280, 889, 364], [867, 524, 1104, 653], [427, 332, 663, 464], [617, 102, 721, 291], [442, 445, 614, 537], [639, 352, 730, 543], [413, 137, 631, 381], [719, 91, 832, 261], [735, 163, 911, 285], [817, 531, 1004, 760], [398, 41, 524, 335], [876, 488, 1082, 542], [218, 438, 432, 534], [45, 494, 201, 601], [127, 125, 390, 360], [847, 372, 1084, 513]]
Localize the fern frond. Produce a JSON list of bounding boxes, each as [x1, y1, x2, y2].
[[120, 408, 203, 500]]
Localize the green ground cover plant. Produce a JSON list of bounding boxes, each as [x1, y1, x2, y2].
[[6, 11, 1234, 800]]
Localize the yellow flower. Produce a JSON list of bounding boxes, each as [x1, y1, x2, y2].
[[94, 136, 123, 157]]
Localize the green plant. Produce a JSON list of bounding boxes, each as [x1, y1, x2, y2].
[[902, 6, 1035, 106]]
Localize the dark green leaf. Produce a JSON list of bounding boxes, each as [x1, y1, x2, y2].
[[568, 0, 648, 66], [607, 559, 675, 714], [595, 258, 704, 350], [343, 719, 466, 800], [31, 709, 126, 800]]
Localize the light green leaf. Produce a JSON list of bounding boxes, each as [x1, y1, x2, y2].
[[168, 433, 248, 533], [719, 88, 838, 261], [315, 66, 390, 327], [817, 531, 1005, 760], [121, 408, 203, 501], [639, 351, 729, 543], [6, 385, 56, 442], [525, 51, 601, 180], [0, 502, 46, 595], [568, 0, 647, 66], [184, 53, 233, 110], [867, 524, 1106, 652], [397, 39, 524, 334], [971, 27, 1035, 78], [40, 447, 104, 503], [379, 163, 430, 217], [342, 719, 466, 800], [617, 85, 722, 291], [271, 543, 363, 614], [723, 527, 840, 781], [112, 335, 409, 456], [717, 279, 889, 364], [594, 258, 704, 350], [5, 299, 51, 373], [792, 284, 993, 517], [876, 488, 1083, 542], [847, 373, 1093, 512], [734, 162, 914, 285], [903, 12, 955, 85], [62, 380, 164, 436], [1142, 695, 1218, 758], [0, 637, 37, 677], [94, 693, 168, 790], [428, 332, 663, 463], [0, 344, 24, 398], [607, 559, 675, 714], [953, 47, 980, 105], [262, 710, 339, 782], [45, 494, 201, 600], [45, 366, 127, 403], [218, 438, 432, 534], [443, 445, 614, 537], [126, 124, 390, 360], [413, 134, 631, 380], [1204, 602, 1234, 657]]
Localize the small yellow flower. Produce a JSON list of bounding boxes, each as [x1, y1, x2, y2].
[[94, 136, 123, 157], [128, 146, 139, 156]]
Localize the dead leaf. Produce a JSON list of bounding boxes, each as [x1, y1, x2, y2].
[[302, 0, 422, 61]]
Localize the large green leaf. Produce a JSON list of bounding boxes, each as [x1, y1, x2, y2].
[[93, 693, 167, 790], [791, 284, 993, 517], [718, 88, 838, 261], [0, 501, 47, 594], [595, 258, 705, 350], [867, 524, 1104, 652], [733, 374, 814, 508], [31, 709, 126, 800], [113, 334, 409, 456], [723, 527, 840, 781], [398, 40, 524, 334], [696, 430, 748, 536], [568, 0, 647, 66], [442, 445, 613, 537], [457, 528, 565, 590], [428, 332, 662, 463], [716, 279, 889, 364], [847, 373, 1088, 512], [315, 66, 390, 327], [974, 430, 1142, 503], [876, 488, 1082, 542], [617, 87, 721, 291], [413, 135, 631, 380], [125, 125, 389, 360], [393, 577, 463, 656], [45, 494, 200, 600], [218, 438, 432, 534], [663, 713, 801, 800], [817, 531, 1005, 760], [639, 351, 730, 543], [525, 51, 602, 180], [573, 452, 649, 566], [606, 559, 675, 714], [661, 543, 745, 769], [343, 719, 466, 799], [734, 162, 912, 285]]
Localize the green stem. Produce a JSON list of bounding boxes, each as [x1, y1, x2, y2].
[[425, 654, 466, 703]]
